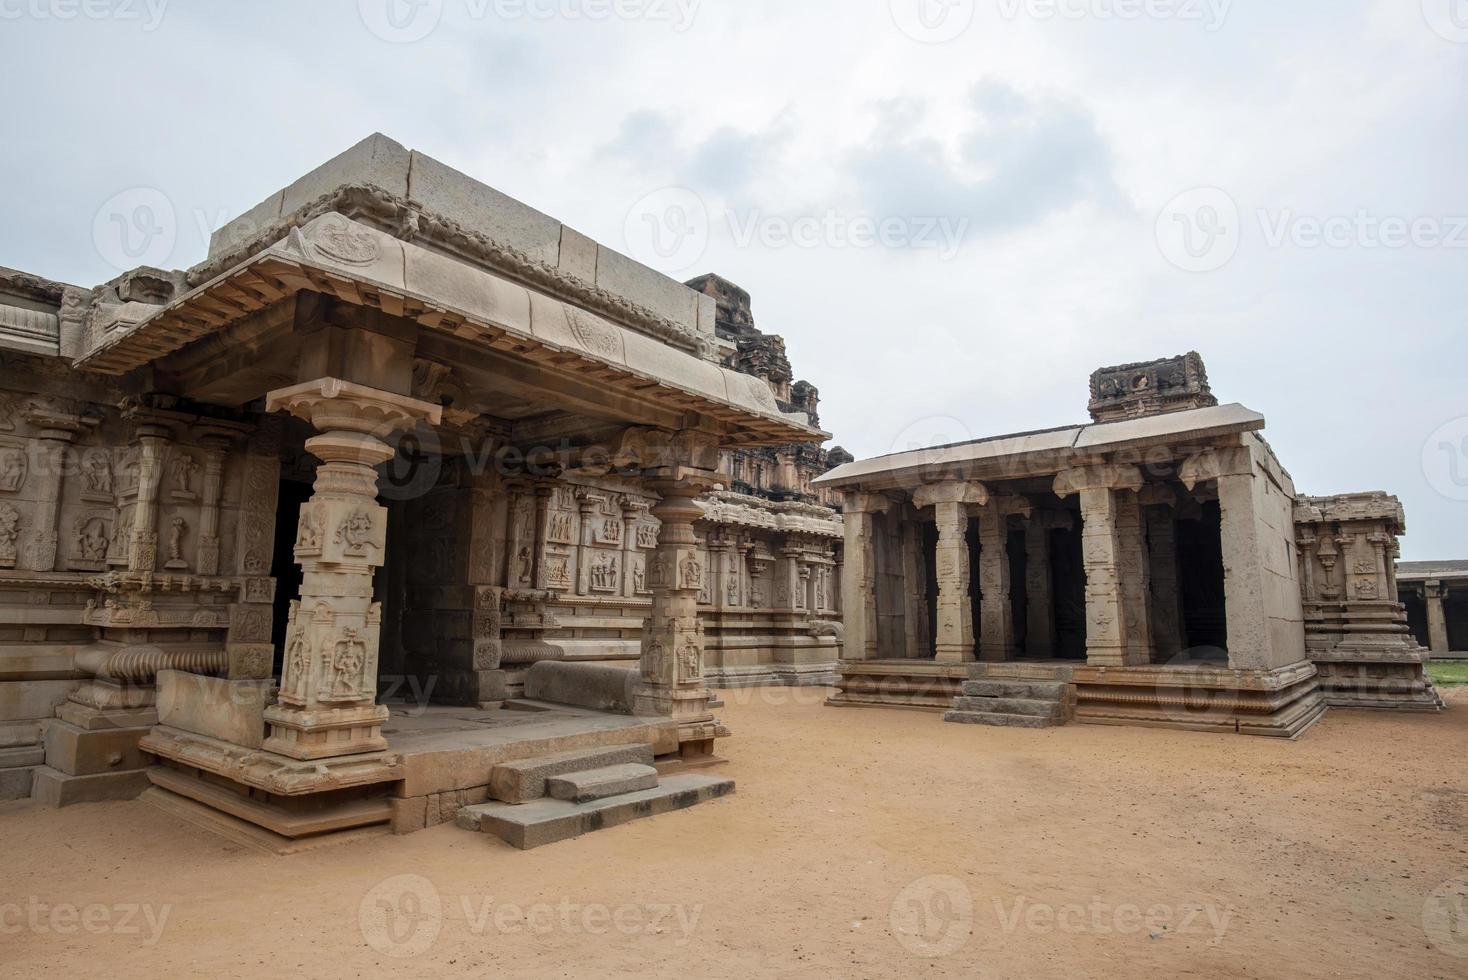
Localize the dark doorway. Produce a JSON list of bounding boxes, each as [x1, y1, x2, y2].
[[1402, 589, 1429, 649], [1008, 525, 1028, 654], [1446, 591, 1468, 652], [1050, 524, 1087, 660], [268, 478, 313, 673], [1176, 501, 1228, 658]]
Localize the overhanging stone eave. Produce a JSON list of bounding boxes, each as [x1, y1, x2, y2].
[[73, 226, 824, 449], [813, 404, 1267, 493]]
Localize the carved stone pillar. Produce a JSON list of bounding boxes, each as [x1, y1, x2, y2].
[[839, 493, 887, 661], [574, 492, 596, 596], [620, 498, 641, 598], [531, 485, 554, 589], [1024, 516, 1055, 658], [1114, 490, 1152, 665], [1182, 445, 1276, 669], [261, 378, 441, 760], [976, 495, 1028, 662], [1054, 464, 1144, 667], [913, 482, 989, 664], [128, 425, 170, 573], [194, 423, 248, 576], [1426, 582, 1451, 655], [23, 407, 92, 571], [636, 478, 717, 743], [900, 513, 931, 659]]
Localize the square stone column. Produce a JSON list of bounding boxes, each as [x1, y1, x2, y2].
[[1426, 582, 1451, 655], [1114, 490, 1153, 665], [913, 482, 990, 664], [977, 495, 1029, 662], [900, 512, 932, 659], [840, 492, 890, 661], [1054, 465, 1145, 667], [261, 378, 441, 761]]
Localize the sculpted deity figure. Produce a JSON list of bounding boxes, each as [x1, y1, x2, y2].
[[82, 451, 112, 494], [330, 627, 368, 700], [0, 503, 19, 566], [0, 448, 26, 493], [335, 510, 376, 555], [170, 453, 200, 496], [77, 517, 110, 561]]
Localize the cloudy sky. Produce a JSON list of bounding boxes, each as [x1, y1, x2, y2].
[[3, 0, 1465, 558]]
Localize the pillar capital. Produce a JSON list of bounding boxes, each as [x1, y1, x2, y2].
[[912, 480, 989, 511], [1053, 464, 1144, 498], [843, 490, 899, 515], [1178, 446, 1253, 491], [266, 377, 442, 439]]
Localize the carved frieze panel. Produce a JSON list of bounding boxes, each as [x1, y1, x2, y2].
[[588, 551, 621, 593], [0, 502, 19, 568], [70, 514, 111, 571], [79, 447, 113, 502], [0, 441, 27, 494]]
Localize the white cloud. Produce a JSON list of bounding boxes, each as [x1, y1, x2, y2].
[[0, 0, 1463, 557]]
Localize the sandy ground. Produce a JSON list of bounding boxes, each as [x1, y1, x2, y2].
[[2, 688, 1466, 979]]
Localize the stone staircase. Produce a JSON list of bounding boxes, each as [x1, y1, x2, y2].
[[457, 743, 734, 849], [943, 665, 1076, 729]]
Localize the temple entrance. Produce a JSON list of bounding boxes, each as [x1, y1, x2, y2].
[[1446, 592, 1468, 652], [1050, 523, 1087, 660], [1176, 500, 1228, 660], [1402, 590, 1429, 648]]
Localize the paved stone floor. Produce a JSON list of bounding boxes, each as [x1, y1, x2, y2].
[[2, 688, 1465, 978]]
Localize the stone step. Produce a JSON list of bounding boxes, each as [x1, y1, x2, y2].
[[546, 763, 659, 804], [488, 743, 656, 804], [943, 710, 1059, 730], [459, 773, 735, 849], [960, 680, 1069, 699], [950, 696, 1066, 719]]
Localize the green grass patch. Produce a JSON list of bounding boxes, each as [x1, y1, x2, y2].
[[1428, 662, 1468, 687]]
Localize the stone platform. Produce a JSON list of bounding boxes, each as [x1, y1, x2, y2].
[[826, 660, 969, 710], [139, 702, 680, 846]]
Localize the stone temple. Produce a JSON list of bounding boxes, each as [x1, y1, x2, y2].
[[0, 134, 1445, 849], [815, 352, 1443, 734]]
